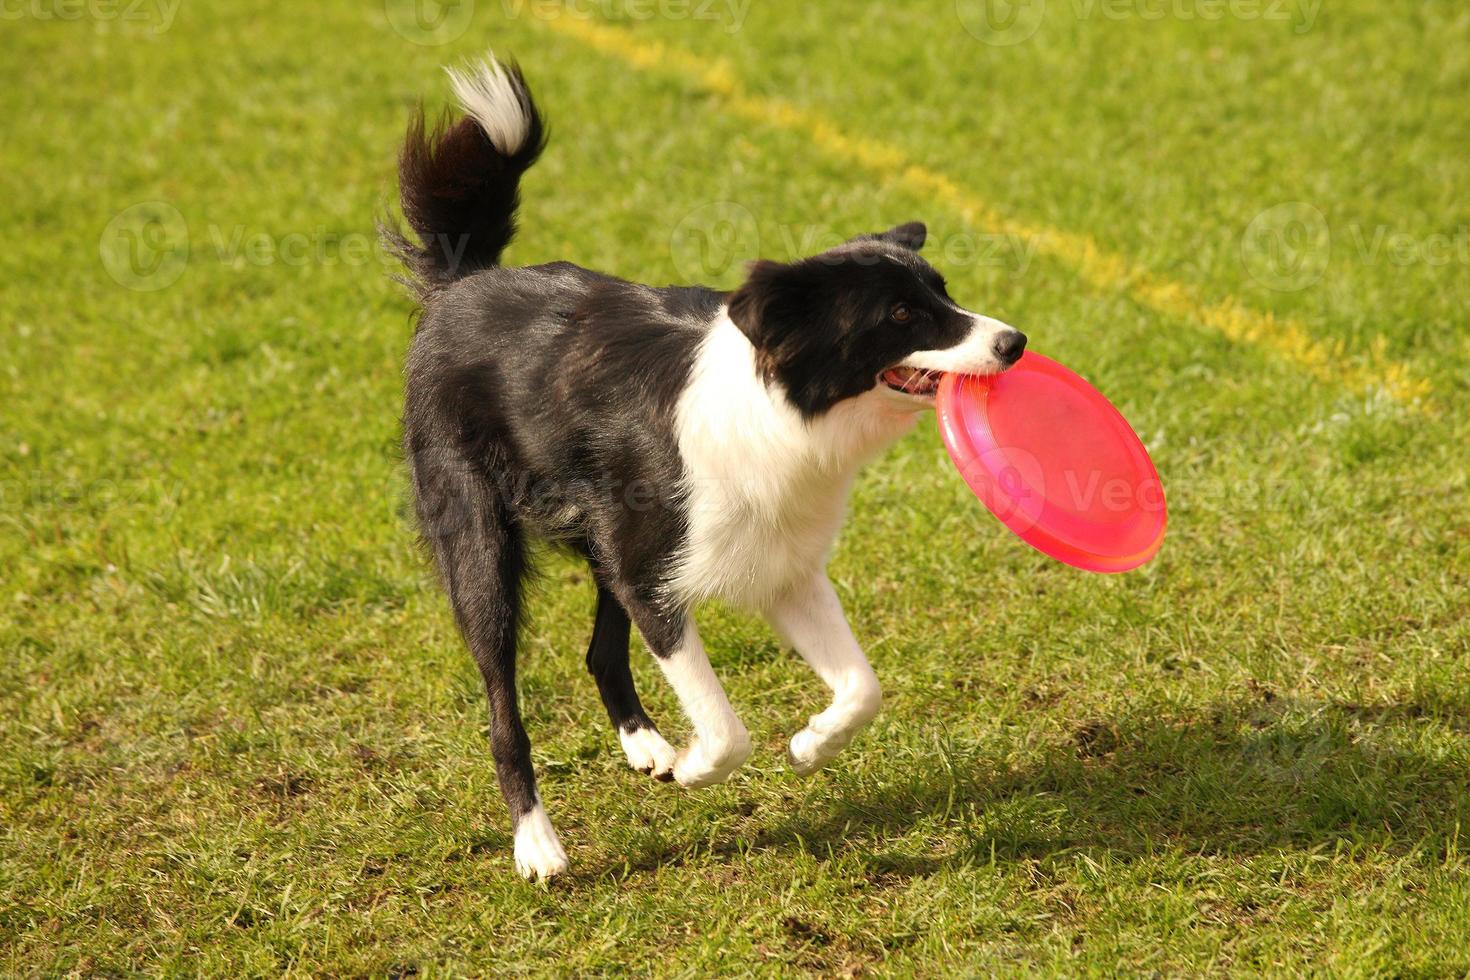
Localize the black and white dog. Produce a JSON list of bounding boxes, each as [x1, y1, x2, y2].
[[388, 56, 1026, 879]]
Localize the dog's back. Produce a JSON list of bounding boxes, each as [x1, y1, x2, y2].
[[388, 60, 719, 556]]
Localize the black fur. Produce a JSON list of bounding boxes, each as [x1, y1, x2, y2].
[[384, 62, 546, 292], [401, 260, 707, 821], [585, 586, 671, 779]]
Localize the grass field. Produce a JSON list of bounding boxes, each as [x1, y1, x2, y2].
[[4, 0, 1470, 973]]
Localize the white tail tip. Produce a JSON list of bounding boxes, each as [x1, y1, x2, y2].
[[445, 54, 531, 156]]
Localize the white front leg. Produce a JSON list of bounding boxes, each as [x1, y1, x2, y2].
[[764, 574, 882, 775], [654, 619, 752, 788]]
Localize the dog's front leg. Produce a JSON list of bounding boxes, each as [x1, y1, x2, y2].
[[765, 573, 882, 775], [649, 618, 752, 788]]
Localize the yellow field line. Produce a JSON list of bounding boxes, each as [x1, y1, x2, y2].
[[543, 15, 1433, 409]]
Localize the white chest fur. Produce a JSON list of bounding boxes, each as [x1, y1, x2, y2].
[[666, 313, 917, 610]]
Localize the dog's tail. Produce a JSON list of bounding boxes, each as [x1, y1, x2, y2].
[[385, 55, 546, 293]]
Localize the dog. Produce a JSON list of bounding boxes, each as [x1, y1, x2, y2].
[[386, 55, 1026, 879]]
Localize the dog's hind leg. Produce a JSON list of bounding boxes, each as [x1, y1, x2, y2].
[[764, 573, 883, 776], [585, 585, 678, 780], [412, 450, 567, 880]]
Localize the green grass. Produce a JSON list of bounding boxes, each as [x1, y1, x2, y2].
[[4, 0, 1470, 973]]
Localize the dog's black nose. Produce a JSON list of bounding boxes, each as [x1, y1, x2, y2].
[[993, 329, 1027, 365]]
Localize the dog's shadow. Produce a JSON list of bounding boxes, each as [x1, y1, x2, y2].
[[601, 693, 1470, 880]]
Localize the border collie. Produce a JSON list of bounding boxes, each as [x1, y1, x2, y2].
[[386, 56, 1026, 879]]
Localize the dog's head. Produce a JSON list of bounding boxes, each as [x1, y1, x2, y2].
[[727, 222, 1026, 417]]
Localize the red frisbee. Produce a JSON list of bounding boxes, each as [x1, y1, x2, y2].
[[935, 351, 1166, 573]]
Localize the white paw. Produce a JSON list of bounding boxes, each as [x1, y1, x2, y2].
[[673, 733, 752, 788], [513, 804, 569, 881], [788, 683, 881, 776], [619, 726, 677, 780], [787, 727, 844, 776]]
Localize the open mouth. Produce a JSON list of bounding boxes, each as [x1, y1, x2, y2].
[[879, 366, 943, 398]]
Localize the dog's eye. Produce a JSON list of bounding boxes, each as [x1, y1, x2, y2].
[[890, 303, 912, 323]]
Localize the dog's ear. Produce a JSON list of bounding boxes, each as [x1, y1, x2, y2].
[[728, 257, 849, 363], [727, 259, 806, 353], [727, 258, 860, 415], [873, 221, 927, 251]]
